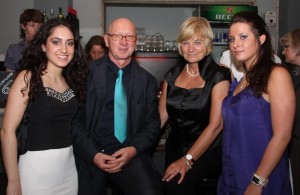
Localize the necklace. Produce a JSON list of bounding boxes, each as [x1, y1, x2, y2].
[[240, 77, 247, 89], [186, 64, 199, 77]]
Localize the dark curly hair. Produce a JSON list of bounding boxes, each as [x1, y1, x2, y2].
[[19, 9, 43, 38], [19, 18, 88, 103], [229, 11, 279, 97]]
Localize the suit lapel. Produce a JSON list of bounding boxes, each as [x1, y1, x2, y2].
[[128, 62, 136, 108], [126, 62, 136, 136], [95, 62, 108, 118], [87, 61, 108, 133]]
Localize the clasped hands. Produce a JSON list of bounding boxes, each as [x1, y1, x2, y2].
[[162, 157, 191, 184], [93, 146, 136, 173]]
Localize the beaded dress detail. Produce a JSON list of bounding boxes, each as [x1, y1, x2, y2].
[[45, 87, 75, 102]]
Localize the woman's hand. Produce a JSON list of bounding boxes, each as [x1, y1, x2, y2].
[[244, 182, 263, 195], [6, 180, 22, 195], [162, 158, 191, 184]]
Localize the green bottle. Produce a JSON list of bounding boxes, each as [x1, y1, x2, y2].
[[42, 8, 48, 23], [57, 7, 64, 20]]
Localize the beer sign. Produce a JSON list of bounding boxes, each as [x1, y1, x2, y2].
[[201, 5, 258, 23]]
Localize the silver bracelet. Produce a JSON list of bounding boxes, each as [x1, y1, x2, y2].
[[251, 173, 269, 187], [181, 157, 192, 170]]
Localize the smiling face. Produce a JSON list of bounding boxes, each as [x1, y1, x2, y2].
[[104, 18, 137, 68], [180, 35, 207, 65], [228, 22, 265, 69], [42, 25, 75, 69]]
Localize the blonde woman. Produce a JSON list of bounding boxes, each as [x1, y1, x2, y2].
[[159, 17, 231, 194]]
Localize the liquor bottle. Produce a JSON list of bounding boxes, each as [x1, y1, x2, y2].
[[66, 7, 80, 37], [57, 7, 64, 20], [42, 7, 48, 23], [50, 8, 55, 18]]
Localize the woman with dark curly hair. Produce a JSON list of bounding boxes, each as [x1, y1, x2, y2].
[[218, 11, 295, 195], [85, 35, 108, 61], [1, 18, 87, 195]]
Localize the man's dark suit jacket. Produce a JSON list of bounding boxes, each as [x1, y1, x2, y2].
[[72, 55, 161, 165], [288, 64, 300, 195]]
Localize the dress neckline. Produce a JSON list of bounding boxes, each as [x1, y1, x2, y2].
[[172, 84, 203, 93], [44, 87, 72, 94]]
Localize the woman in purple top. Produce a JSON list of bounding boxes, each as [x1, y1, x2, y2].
[[218, 11, 295, 194]]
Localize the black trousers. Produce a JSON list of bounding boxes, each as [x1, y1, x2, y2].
[[77, 156, 163, 195]]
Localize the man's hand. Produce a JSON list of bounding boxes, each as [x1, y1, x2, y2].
[[93, 152, 120, 173], [105, 146, 137, 172]]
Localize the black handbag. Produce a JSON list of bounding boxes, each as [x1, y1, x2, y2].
[[16, 102, 32, 156]]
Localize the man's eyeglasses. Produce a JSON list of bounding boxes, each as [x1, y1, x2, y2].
[[107, 34, 137, 42]]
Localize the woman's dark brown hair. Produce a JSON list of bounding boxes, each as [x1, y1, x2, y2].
[[229, 11, 279, 97], [85, 35, 108, 61]]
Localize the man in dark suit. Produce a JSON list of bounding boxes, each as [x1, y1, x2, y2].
[[72, 18, 163, 195]]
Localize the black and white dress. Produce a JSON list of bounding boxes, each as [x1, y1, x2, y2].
[[18, 87, 78, 195]]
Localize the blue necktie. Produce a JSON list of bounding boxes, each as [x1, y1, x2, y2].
[[114, 69, 127, 143]]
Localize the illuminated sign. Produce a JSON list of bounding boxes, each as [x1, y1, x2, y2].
[[201, 5, 258, 23]]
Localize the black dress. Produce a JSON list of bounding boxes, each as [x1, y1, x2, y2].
[[18, 87, 79, 195], [164, 56, 231, 195]]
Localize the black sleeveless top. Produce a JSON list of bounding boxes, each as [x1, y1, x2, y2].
[[28, 87, 78, 151], [165, 55, 231, 154]]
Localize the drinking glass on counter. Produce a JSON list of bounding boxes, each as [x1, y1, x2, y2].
[[135, 29, 178, 52], [165, 40, 170, 51], [171, 40, 178, 51]]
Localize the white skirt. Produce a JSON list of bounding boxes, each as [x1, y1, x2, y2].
[[18, 146, 78, 195]]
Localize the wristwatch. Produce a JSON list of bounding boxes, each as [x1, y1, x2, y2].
[[185, 153, 195, 163], [251, 173, 269, 187]]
